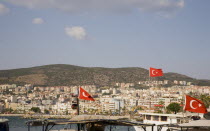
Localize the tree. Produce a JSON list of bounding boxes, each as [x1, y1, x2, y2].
[[3, 108, 13, 113], [166, 103, 181, 114], [44, 109, 50, 114], [199, 94, 210, 108], [28, 90, 32, 93], [30, 107, 41, 113]]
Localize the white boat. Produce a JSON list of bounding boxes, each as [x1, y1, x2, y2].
[[134, 112, 187, 131]]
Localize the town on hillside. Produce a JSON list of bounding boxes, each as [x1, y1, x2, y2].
[[0, 80, 209, 117]]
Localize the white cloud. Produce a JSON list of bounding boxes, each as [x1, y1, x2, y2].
[[4, 0, 184, 15], [0, 3, 10, 15], [65, 26, 87, 40], [32, 18, 44, 24]]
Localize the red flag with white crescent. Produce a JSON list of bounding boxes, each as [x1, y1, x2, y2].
[[79, 87, 95, 101], [149, 67, 163, 77], [184, 95, 207, 113]]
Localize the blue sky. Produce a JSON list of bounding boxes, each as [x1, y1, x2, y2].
[[0, 0, 210, 79]]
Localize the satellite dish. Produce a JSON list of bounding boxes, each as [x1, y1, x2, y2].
[[203, 112, 210, 120]]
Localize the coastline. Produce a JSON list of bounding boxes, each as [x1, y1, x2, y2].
[[0, 114, 131, 120], [22, 114, 130, 119], [0, 114, 72, 119], [23, 114, 73, 119], [0, 114, 24, 117]]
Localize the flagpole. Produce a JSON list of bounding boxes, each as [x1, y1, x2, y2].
[[77, 86, 80, 115], [148, 68, 152, 87], [149, 68, 151, 110], [77, 86, 80, 131], [149, 68, 151, 87], [149, 67, 151, 84], [182, 94, 185, 123]]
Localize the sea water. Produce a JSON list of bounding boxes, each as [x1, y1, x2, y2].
[[4, 116, 136, 131]]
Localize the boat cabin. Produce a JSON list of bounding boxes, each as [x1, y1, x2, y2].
[[139, 113, 186, 125]]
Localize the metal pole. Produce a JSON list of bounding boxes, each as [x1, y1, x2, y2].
[[119, 100, 120, 115], [27, 123, 30, 131], [42, 123, 45, 131], [77, 86, 80, 115], [77, 97, 80, 115], [77, 86, 80, 131]]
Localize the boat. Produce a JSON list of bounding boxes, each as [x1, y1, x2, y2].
[[133, 112, 210, 131], [177, 112, 210, 131], [26, 115, 155, 131], [0, 118, 9, 131], [134, 112, 188, 131], [25, 114, 210, 131]]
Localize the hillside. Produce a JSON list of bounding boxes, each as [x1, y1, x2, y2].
[[0, 64, 209, 86]]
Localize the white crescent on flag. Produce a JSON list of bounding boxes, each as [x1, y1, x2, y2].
[[79, 87, 95, 101], [184, 95, 207, 113], [149, 67, 163, 77], [82, 92, 88, 98], [190, 100, 197, 109], [152, 70, 157, 75]]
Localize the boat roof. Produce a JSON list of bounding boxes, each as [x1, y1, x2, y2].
[[26, 115, 155, 127], [139, 112, 185, 117], [70, 115, 112, 121], [0, 118, 9, 123], [47, 119, 154, 126], [179, 119, 210, 127]]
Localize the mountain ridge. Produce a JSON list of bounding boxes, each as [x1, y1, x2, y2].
[[0, 64, 209, 86]]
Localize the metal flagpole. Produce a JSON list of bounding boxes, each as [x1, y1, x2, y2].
[[149, 68, 151, 109], [149, 68, 153, 87], [77, 86, 80, 131], [182, 94, 185, 123], [77, 86, 80, 115], [149, 68, 151, 84]]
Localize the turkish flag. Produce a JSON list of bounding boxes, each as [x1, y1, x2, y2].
[[184, 95, 207, 113], [149, 67, 163, 77], [79, 87, 95, 101]]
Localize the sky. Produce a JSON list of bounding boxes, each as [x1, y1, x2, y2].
[[0, 0, 210, 80]]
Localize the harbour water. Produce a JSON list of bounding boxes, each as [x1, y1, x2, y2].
[[4, 116, 136, 131]]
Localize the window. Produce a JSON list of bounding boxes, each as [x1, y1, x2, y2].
[[146, 115, 151, 120], [161, 116, 167, 121], [153, 116, 159, 121]]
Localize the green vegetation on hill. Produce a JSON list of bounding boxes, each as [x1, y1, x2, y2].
[[0, 64, 209, 86]]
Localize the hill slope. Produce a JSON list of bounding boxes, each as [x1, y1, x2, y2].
[[0, 64, 209, 86]]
